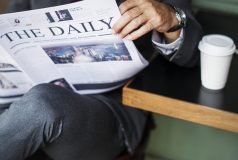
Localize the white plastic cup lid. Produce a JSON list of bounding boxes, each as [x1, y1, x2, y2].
[[198, 34, 236, 56]]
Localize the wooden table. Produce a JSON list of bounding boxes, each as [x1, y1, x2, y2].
[[123, 54, 238, 133]]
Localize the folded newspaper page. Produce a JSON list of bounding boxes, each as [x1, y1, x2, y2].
[[0, 0, 148, 103], [0, 46, 33, 103]]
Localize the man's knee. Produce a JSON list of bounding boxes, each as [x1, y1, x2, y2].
[[12, 84, 64, 123]]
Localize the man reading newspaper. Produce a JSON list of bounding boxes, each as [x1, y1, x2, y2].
[[0, 0, 202, 160]]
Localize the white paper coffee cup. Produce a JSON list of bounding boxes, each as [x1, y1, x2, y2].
[[198, 34, 236, 90]]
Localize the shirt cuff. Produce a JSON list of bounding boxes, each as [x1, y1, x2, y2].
[[152, 29, 184, 55]]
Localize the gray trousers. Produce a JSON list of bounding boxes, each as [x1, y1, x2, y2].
[[0, 84, 143, 160]]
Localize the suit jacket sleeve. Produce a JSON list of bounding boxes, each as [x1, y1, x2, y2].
[[159, 0, 203, 67], [6, 0, 73, 13], [5, 0, 31, 13]]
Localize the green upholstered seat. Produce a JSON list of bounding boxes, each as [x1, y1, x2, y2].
[[145, 115, 238, 160], [192, 0, 238, 15]]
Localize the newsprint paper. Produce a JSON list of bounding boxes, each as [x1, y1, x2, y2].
[[0, 0, 148, 104]]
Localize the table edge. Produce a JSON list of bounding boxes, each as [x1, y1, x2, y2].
[[123, 85, 238, 133]]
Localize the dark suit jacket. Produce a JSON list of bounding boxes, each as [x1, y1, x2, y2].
[[6, 0, 203, 67]]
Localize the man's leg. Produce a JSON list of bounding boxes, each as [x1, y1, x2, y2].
[[0, 84, 125, 160]]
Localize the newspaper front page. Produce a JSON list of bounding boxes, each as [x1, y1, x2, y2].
[[0, 0, 148, 100]]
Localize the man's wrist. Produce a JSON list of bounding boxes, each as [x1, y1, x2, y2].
[[166, 5, 187, 33], [152, 29, 184, 55], [158, 3, 184, 43], [163, 29, 181, 43]]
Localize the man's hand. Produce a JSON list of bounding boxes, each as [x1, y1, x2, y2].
[[112, 0, 180, 42]]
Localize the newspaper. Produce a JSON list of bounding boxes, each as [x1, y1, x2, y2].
[[0, 0, 148, 103]]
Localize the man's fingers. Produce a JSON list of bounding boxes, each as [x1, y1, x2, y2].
[[119, 0, 137, 14], [113, 7, 142, 33], [113, 0, 165, 39], [119, 15, 147, 38], [125, 22, 153, 40]]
